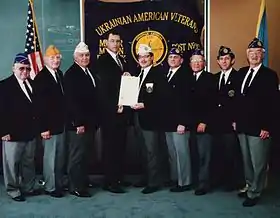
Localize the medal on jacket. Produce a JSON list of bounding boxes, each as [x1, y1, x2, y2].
[[146, 83, 154, 93], [228, 90, 235, 97]]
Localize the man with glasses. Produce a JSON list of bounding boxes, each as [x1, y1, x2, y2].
[[189, 49, 215, 196], [33, 45, 66, 198], [235, 38, 278, 207], [0, 53, 39, 201]]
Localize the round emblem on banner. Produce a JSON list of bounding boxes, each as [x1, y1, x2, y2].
[[131, 30, 168, 66], [228, 90, 235, 97]]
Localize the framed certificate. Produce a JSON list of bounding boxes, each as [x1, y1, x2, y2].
[[118, 76, 140, 106]]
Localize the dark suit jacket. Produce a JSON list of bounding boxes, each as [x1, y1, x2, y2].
[[0, 75, 37, 141], [235, 65, 279, 136], [95, 50, 131, 127], [33, 67, 66, 135], [162, 66, 192, 132], [212, 69, 239, 133], [189, 71, 215, 132], [64, 63, 100, 131], [137, 66, 168, 131]]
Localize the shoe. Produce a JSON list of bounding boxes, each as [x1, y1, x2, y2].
[[194, 188, 207, 196], [45, 190, 63, 198], [103, 184, 126, 194], [238, 191, 247, 198], [88, 182, 99, 188], [118, 180, 132, 187], [133, 180, 147, 188], [12, 195, 26, 202], [170, 185, 191, 192], [24, 189, 42, 196], [141, 186, 159, 194], [242, 197, 259, 207], [70, 190, 91, 198]]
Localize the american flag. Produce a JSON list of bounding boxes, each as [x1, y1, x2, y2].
[[25, 0, 44, 79]]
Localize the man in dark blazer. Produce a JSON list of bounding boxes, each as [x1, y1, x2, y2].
[[95, 31, 131, 193], [162, 48, 192, 192], [211, 46, 240, 191], [189, 49, 215, 195], [33, 45, 66, 198], [64, 42, 99, 197], [235, 38, 279, 207], [131, 44, 168, 194], [0, 53, 39, 201]]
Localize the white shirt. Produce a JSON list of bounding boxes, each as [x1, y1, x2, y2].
[[168, 66, 181, 82], [139, 65, 152, 88], [241, 64, 262, 93], [219, 68, 233, 89], [46, 65, 58, 82], [194, 70, 203, 80], [15, 76, 32, 102], [106, 48, 120, 66], [76, 63, 96, 87]]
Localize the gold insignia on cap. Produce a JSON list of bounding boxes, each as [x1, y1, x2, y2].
[[257, 41, 262, 46], [175, 49, 180, 53], [223, 48, 228, 53], [201, 50, 204, 55]]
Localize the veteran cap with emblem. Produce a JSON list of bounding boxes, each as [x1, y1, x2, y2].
[[137, 44, 153, 55], [14, 53, 30, 65], [248, 37, 265, 50], [74, 41, 90, 54], [191, 49, 204, 57], [45, 45, 61, 57], [169, 48, 183, 57], [217, 46, 235, 59]]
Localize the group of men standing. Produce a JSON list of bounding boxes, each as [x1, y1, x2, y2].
[[0, 30, 278, 208]]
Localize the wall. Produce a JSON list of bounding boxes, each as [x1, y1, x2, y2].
[[210, 0, 280, 78]]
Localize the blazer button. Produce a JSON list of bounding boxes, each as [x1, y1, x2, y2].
[[218, 104, 222, 107]]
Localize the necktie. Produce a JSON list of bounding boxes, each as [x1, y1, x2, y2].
[[243, 68, 254, 94], [85, 68, 96, 87], [167, 70, 173, 81], [55, 71, 64, 94], [116, 55, 123, 71], [23, 80, 32, 101], [193, 73, 197, 81], [220, 73, 226, 90], [139, 69, 144, 86]]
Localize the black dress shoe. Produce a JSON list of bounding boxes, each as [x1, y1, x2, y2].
[[242, 197, 259, 207], [194, 188, 207, 196], [118, 181, 132, 187], [45, 190, 63, 198], [141, 186, 159, 194], [70, 190, 91, 198], [12, 195, 26, 202], [170, 185, 191, 192], [103, 184, 126, 194], [133, 180, 147, 188], [238, 191, 247, 198], [88, 182, 99, 188]]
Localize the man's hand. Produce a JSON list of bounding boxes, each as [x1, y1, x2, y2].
[[41, 131, 51, 140], [117, 105, 124, 113], [232, 122, 236, 131], [260, 130, 270, 140], [131, 103, 145, 110], [76, 126, 85, 134], [177, 125, 186, 134], [123, 72, 131, 76], [197, 123, 206, 133], [1, 134, 11, 141]]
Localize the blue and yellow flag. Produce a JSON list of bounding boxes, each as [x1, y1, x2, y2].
[[256, 0, 268, 66]]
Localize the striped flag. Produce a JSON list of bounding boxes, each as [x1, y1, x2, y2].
[[24, 0, 44, 79], [256, 0, 268, 66]]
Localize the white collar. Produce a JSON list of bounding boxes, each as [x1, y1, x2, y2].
[[106, 48, 118, 59]]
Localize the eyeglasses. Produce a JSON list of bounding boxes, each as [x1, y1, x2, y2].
[[18, 66, 31, 71], [138, 55, 151, 59], [190, 59, 204, 63]]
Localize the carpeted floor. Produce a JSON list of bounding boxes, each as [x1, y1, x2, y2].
[[0, 176, 279, 218]]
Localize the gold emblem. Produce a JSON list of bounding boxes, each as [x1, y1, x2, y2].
[[228, 90, 235, 97], [131, 30, 168, 66], [223, 48, 228, 53], [175, 49, 180, 53]]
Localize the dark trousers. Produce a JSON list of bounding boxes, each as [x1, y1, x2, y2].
[[101, 122, 127, 185], [67, 130, 95, 191]]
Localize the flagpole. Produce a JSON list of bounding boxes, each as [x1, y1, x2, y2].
[[80, 0, 85, 42], [256, 0, 266, 37]]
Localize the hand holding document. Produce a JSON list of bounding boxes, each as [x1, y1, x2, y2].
[[118, 76, 140, 106]]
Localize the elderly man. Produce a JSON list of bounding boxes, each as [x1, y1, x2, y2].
[[96, 30, 131, 193], [33, 45, 66, 198], [162, 48, 192, 192], [211, 46, 240, 191], [235, 38, 278, 207], [189, 49, 215, 196], [132, 44, 168, 194], [0, 53, 39, 201], [63, 42, 99, 197]]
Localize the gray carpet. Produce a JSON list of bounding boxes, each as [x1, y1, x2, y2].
[[0, 176, 279, 218]]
